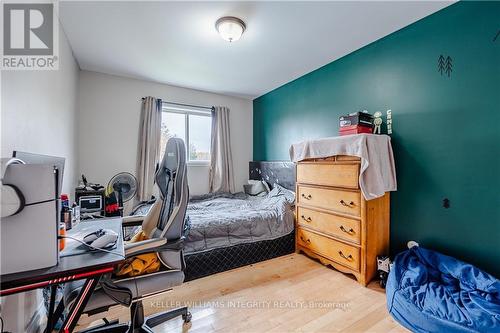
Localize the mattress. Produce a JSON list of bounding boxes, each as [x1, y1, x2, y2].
[[184, 185, 295, 254]]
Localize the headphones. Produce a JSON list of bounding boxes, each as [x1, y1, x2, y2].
[[1, 158, 26, 218]]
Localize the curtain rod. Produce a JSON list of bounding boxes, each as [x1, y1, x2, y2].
[[141, 97, 213, 111]]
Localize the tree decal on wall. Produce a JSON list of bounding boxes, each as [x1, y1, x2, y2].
[[445, 56, 453, 77], [438, 55, 445, 75], [438, 55, 453, 77]]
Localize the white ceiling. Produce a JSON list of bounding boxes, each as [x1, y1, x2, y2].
[[59, 1, 453, 99]]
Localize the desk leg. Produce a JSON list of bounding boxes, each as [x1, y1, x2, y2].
[[46, 298, 65, 333], [58, 277, 100, 333], [44, 284, 58, 333]]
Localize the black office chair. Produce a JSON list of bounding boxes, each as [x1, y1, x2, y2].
[[64, 138, 190, 332]]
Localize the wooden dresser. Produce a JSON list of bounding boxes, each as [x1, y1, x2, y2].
[[295, 155, 390, 286]]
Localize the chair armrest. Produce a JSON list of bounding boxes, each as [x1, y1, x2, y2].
[[125, 238, 167, 257], [122, 215, 145, 227], [124, 238, 185, 257]]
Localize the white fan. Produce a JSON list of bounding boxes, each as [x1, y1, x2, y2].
[[108, 172, 137, 216]]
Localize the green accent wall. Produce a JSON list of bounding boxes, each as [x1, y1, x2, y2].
[[253, 2, 500, 276]]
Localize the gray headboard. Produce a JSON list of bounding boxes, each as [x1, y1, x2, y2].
[[249, 161, 296, 191]]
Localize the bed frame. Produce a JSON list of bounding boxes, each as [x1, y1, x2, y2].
[[184, 161, 296, 281], [249, 161, 296, 191]]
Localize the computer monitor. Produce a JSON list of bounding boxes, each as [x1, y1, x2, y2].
[[12, 151, 65, 196]]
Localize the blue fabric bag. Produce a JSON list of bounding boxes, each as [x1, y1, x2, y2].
[[387, 246, 500, 333]]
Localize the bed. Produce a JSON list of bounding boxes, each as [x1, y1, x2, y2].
[[183, 161, 296, 281], [131, 161, 296, 281]]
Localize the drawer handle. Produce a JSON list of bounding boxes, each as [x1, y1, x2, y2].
[[301, 215, 312, 222], [300, 236, 311, 244], [340, 200, 355, 207], [301, 193, 312, 200], [338, 251, 353, 261], [339, 225, 355, 235]]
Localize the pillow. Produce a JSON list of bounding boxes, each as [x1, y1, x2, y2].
[[260, 180, 271, 193], [244, 180, 269, 196], [268, 183, 296, 203]]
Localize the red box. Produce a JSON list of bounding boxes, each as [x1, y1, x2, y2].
[[339, 125, 373, 136]]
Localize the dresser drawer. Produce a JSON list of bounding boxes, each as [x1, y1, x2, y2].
[[297, 228, 360, 271], [297, 162, 359, 189], [297, 185, 361, 217], [297, 207, 361, 244], [336, 155, 361, 162]]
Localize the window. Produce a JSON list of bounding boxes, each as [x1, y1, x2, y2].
[[160, 104, 212, 163]]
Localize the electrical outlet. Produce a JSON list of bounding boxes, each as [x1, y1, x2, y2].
[[443, 198, 450, 208]]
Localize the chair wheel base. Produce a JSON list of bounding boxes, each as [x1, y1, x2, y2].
[[81, 301, 189, 333], [182, 311, 192, 323]]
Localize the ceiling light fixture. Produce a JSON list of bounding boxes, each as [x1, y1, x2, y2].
[[215, 16, 246, 42]]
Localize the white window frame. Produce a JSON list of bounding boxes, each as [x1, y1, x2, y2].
[[161, 104, 212, 166]]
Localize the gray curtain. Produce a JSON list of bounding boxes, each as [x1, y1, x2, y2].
[[136, 96, 162, 201], [209, 106, 235, 193]]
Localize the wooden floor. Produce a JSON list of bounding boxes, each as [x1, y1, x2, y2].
[[77, 254, 407, 332]]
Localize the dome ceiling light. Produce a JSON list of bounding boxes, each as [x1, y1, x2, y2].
[[215, 16, 246, 42]]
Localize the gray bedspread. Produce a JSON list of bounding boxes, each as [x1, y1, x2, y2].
[[184, 185, 295, 254]]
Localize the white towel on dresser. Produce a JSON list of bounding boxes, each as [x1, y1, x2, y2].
[[289, 134, 397, 200]]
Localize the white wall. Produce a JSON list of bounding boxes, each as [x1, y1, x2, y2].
[[0, 27, 79, 332], [77, 71, 253, 195], [1, 33, 79, 195]]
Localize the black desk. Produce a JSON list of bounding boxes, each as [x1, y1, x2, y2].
[[0, 218, 125, 333]]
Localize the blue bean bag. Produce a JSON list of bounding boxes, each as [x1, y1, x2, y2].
[[386, 246, 500, 333]]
